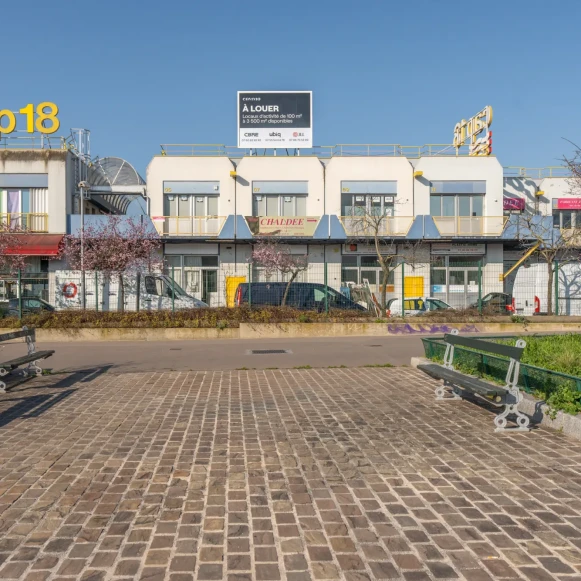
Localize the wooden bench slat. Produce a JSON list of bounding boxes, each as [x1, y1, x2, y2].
[[417, 363, 508, 397], [444, 334, 524, 361], [0, 350, 54, 370], [0, 329, 35, 343]]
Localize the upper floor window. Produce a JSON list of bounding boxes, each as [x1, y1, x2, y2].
[[0, 188, 47, 230], [429, 181, 485, 217], [164, 195, 218, 217], [163, 181, 220, 217], [252, 181, 308, 217], [253, 195, 306, 217], [341, 181, 397, 217], [341, 194, 395, 217]]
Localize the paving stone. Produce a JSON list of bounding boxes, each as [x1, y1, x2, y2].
[[0, 368, 581, 581]]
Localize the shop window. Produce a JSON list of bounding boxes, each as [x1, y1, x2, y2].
[[553, 210, 577, 229]]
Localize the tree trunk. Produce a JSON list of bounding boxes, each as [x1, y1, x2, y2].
[[380, 268, 389, 315], [119, 273, 125, 313], [282, 271, 298, 307], [547, 260, 554, 316]]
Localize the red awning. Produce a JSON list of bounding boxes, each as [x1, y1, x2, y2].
[[4, 234, 64, 256]]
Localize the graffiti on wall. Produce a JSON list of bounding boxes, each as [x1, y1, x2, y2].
[[386, 323, 480, 335]]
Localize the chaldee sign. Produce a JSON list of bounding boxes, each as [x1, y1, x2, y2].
[[246, 216, 320, 237], [237, 91, 312, 148]]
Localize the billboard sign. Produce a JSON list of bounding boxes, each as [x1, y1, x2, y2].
[[237, 91, 312, 148], [246, 216, 320, 237]]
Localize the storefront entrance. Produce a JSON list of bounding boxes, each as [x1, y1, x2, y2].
[[166, 255, 220, 306], [430, 256, 481, 309]]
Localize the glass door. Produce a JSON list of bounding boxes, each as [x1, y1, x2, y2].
[[202, 270, 218, 306], [448, 269, 466, 309]]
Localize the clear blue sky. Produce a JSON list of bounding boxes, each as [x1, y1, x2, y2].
[[4, 0, 579, 176]]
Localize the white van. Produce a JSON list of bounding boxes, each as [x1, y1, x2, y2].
[[512, 262, 581, 316], [53, 271, 207, 311]]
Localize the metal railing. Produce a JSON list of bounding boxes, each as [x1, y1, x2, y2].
[[152, 216, 227, 236], [432, 216, 508, 236], [0, 134, 68, 150], [339, 216, 415, 237], [503, 166, 570, 178], [159, 143, 474, 158], [0, 213, 49, 232]]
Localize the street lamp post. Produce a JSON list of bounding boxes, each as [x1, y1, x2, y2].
[[78, 180, 89, 310]]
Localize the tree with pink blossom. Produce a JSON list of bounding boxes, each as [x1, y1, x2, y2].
[[251, 241, 308, 306], [62, 216, 161, 311], [0, 226, 28, 274]]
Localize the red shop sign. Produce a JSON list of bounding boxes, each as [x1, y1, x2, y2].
[[503, 197, 525, 211], [557, 198, 581, 210]]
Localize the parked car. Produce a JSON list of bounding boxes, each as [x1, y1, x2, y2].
[[470, 292, 514, 313], [4, 297, 55, 317], [235, 282, 367, 311], [386, 297, 453, 316]]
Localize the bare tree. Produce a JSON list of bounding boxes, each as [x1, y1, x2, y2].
[[514, 213, 580, 315], [251, 240, 308, 307], [345, 210, 421, 314]]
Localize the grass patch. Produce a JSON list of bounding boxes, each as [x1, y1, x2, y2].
[[360, 363, 395, 368], [294, 365, 313, 369]]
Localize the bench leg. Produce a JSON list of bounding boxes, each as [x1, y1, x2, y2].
[[0, 369, 7, 394], [25, 362, 43, 377], [494, 390, 531, 432], [435, 381, 462, 401]]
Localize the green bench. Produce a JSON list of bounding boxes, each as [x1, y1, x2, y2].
[[417, 330, 530, 432], [0, 327, 54, 393]]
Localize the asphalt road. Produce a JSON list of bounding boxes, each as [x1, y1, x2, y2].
[[0, 336, 427, 374]]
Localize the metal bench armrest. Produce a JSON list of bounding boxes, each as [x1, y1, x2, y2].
[[443, 329, 458, 370]]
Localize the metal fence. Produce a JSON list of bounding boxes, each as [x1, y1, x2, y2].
[[2, 258, 581, 318]]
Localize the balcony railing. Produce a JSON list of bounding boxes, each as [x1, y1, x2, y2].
[[152, 216, 227, 237], [339, 216, 414, 237], [0, 213, 48, 233], [503, 166, 570, 179], [432, 216, 508, 236]]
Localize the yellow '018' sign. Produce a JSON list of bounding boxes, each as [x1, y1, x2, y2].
[[0, 103, 60, 135]]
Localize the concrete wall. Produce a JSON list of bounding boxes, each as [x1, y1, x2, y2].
[[147, 156, 237, 218], [0, 151, 71, 234], [537, 177, 575, 216], [234, 157, 325, 216], [503, 177, 538, 212], [324, 157, 414, 216], [414, 156, 504, 217]]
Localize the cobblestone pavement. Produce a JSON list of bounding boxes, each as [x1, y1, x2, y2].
[[1, 368, 581, 581]]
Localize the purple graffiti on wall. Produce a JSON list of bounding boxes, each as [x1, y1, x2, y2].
[[386, 323, 480, 335]]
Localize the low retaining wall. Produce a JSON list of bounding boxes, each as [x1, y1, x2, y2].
[[2, 321, 581, 342]]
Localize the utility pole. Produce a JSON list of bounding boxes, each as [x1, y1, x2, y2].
[[78, 180, 90, 310]]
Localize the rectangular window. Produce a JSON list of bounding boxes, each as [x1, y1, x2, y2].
[[253, 195, 307, 217], [164, 194, 218, 217], [430, 194, 484, 217], [341, 194, 395, 217]]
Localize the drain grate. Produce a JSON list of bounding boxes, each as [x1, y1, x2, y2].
[[250, 349, 290, 355]]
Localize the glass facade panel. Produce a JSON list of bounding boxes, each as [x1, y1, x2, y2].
[[472, 195, 483, 216], [430, 196, 441, 216], [442, 196, 455, 216], [458, 196, 471, 216]]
